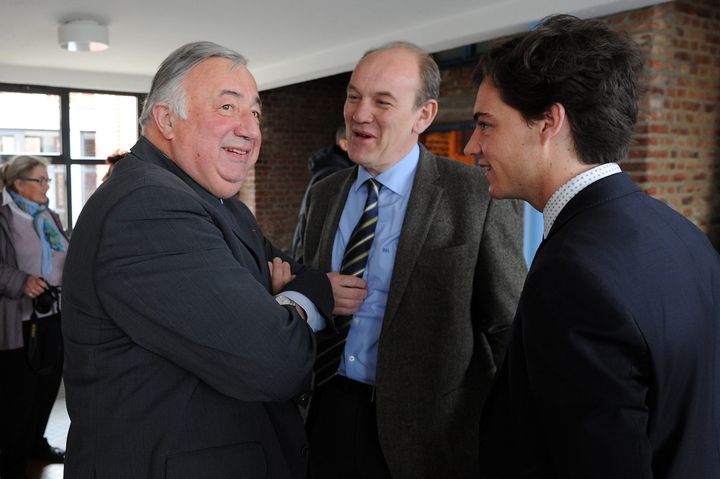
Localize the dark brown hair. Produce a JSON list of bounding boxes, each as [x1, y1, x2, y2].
[[474, 14, 644, 165]]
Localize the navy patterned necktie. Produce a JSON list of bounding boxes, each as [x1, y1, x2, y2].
[[340, 178, 381, 277], [314, 178, 381, 387]]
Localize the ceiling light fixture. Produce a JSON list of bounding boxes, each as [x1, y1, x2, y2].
[[58, 20, 109, 52]]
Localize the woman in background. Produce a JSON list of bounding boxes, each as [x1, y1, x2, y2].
[[0, 155, 68, 479]]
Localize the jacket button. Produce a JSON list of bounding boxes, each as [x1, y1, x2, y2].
[[300, 445, 308, 458]]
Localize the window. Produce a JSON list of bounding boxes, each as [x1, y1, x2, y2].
[[80, 131, 96, 157], [0, 84, 144, 231], [1, 135, 15, 152]]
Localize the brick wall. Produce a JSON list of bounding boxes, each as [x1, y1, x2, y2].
[[253, 0, 720, 251], [249, 72, 350, 252], [436, 64, 476, 125], [612, 0, 720, 248]]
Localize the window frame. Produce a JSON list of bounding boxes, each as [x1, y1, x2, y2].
[[0, 82, 145, 232]]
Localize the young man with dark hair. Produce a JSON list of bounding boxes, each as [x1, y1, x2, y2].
[[466, 14, 720, 479]]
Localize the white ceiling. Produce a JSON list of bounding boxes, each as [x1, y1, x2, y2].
[[0, 0, 662, 93]]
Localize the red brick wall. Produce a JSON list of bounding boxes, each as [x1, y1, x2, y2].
[[613, 0, 720, 248], [249, 72, 350, 252], [436, 64, 476, 124]]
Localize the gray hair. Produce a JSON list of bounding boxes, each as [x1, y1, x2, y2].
[[139, 41, 248, 133], [360, 41, 440, 109], [0, 155, 50, 190]]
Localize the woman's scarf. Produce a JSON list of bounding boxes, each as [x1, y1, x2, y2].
[[8, 189, 65, 276]]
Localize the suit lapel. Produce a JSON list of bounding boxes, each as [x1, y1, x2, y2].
[[318, 167, 358, 272], [382, 148, 442, 328], [223, 199, 269, 288]]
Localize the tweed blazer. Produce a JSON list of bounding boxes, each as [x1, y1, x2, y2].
[[298, 146, 527, 478]]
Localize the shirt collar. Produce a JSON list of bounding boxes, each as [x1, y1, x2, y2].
[[354, 143, 420, 197], [543, 163, 621, 238]]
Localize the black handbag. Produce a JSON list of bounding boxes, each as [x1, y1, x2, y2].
[[26, 286, 63, 376]]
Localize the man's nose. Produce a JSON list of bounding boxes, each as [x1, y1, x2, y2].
[[351, 101, 373, 123], [235, 109, 261, 138], [464, 130, 481, 157]]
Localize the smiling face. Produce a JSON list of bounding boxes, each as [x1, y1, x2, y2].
[[344, 48, 436, 176], [163, 57, 262, 198], [464, 79, 547, 208], [13, 165, 50, 204]]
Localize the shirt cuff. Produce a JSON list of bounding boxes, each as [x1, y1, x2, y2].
[[278, 290, 326, 332]]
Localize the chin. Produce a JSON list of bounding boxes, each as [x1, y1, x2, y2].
[[350, 153, 373, 169], [487, 185, 504, 199], [348, 146, 369, 161], [216, 186, 243, 200]]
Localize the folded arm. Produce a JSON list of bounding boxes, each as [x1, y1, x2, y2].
[[95, 186, 315, 402]]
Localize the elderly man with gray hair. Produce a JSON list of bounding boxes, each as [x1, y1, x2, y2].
[[62, 41, 333, 479]]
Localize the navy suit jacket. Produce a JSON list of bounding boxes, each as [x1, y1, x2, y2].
[[62, 137, 333, 479], [479, 172, 720, 478]]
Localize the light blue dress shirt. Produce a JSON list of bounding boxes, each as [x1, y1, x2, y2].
[[333, 144, 420, 385], [279, 290, 323, 332]]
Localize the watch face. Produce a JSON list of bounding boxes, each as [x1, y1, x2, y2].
[[275, 295, 296, 307]]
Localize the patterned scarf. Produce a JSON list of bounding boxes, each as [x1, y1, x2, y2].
[[8, 189, 65, 276]]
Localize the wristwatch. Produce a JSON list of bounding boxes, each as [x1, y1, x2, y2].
[[274, 295, 298, 308], [274, 295, 307, 320]]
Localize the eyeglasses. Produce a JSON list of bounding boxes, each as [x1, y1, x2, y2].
[[20, 177, 52, 186]]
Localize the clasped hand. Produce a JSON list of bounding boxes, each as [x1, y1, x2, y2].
[[268, 257, 295, 294], [24, 275, 48, 299], [327, 272, 367, 316], [267, 257, 306, 320], [266, 259, 368, 319]]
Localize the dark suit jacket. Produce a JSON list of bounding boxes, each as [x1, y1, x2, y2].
[[479, 172, 720, 478], [62, 137, 333, 479], [297, 146, 527, 478]]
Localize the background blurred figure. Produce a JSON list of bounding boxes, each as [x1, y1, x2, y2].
[[0, 155, 68, 479], [291, 125, 353, 257], [101, 149, 128, 182], [469, 14, 720, 479]]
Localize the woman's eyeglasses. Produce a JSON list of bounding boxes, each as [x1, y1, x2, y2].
[[20, 177, 52, 186]]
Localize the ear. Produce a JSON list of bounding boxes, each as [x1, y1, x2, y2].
[[412, 99, 439, 135], [539, 102, 567, 145], [151, 103, 176, 140]]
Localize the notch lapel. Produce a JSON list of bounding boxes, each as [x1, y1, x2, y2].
[[382, 149, 442, 329], [317, 168, 358, 272], [222, 199, 269, 288]]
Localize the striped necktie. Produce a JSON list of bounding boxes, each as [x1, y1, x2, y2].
[[314, 178, 381, 387]]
